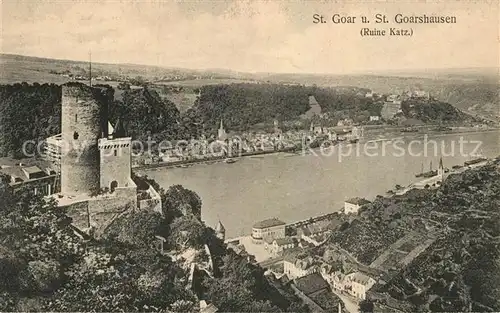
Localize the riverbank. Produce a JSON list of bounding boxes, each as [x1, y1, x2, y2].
[[134, 147, 296, 170], [134, 127, 499, 171]]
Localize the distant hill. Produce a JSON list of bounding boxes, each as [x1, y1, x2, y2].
[[1, 53, 498, 121]]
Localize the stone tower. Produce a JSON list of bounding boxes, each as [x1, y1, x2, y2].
[[61, 83, 107, 195], [98, 118, 132, 191], [215, 220, 226, 241]]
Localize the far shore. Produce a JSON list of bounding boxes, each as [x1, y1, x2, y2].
[[134, 127, 500, 171]]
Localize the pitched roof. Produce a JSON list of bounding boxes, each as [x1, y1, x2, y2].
[[294, 273, 329, 296], [201, 303, 218, 313], [22, 166, 44, 174], [345, 197, 371, 206], [349, 272, 373, 285], [253, 218, 286, 229], [215, 220, 225, 232]]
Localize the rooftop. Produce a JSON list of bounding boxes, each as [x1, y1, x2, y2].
[[294, 273, 329, 296], [23, 166, 44, 175], [215, 220, 225, 232], [253, 218, 286, 229], [345, 197, 371, 206], [348, 272, 373, 286]]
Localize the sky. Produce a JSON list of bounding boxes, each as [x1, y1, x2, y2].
[[2, 0, 499, 74]]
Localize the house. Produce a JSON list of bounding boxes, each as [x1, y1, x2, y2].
[[297, 219, 340, 246], [266, 237, 296, 256], [344, 197, 371, 214], [0, 158, 58, 196], [369, 116, 380, 121], [292, 273, 345, 313], [294, 272, 330, 296], [344, 272, 376, 300], [284, 254, 319, 279], [320, 264, 347, 291], [252, 218, 286, 244]]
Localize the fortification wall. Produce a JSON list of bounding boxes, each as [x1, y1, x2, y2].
[[99, 138, 132, 189]]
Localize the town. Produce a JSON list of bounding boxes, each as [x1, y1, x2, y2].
[[1, 1, 499, 312]]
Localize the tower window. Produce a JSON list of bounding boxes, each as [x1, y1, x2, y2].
[[75, 114, 78, 122], [73, 131, 79, 140], [114, 150, 117, 156]]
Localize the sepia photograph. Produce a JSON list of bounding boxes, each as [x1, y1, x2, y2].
[[0, 0, 499, 312]]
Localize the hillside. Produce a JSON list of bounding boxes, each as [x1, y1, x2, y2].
[[328, 161, 500, 312], [1, 54, 498, 121], [0, 180, 309, 312]]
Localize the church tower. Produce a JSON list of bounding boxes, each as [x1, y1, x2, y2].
[[60, 83, 107, 195], [218, 119, 227, 141]]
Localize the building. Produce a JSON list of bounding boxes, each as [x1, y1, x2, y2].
[[48, 83, 143, 236], [200, 300, 218, 313], [43, 134, 63, 162], [215, 220, 225, 241], [369, 116, 380, 121], [251, 218, 286, 243], [0, 158, 58, 196], [320, 264, 347, 291], [266, 237, 296, 256], [43, 121, 118, 165], [344, 272, 376, 300], [284, 254, 319, 279], [292, 273, 345, 313], [344, 197, 371, 214]]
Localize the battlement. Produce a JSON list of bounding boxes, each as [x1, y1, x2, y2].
[[98, 137, 132, 149]]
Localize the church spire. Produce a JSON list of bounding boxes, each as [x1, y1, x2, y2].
[[220, 118, 224, 130]]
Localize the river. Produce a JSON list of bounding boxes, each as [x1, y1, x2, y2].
[[137, 130, 500, 238]]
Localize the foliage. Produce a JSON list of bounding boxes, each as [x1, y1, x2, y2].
[[0, 83, 61, 157], [200, 250, 308, 312], [162, 184, 202, 220], [103, 210, 167, 247], [110, 87, 180, 141], [356, 165, 500, 312]]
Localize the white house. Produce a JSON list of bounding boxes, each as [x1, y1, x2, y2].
[[284, 255, 319, 279], [344, 197, 371, 214], [252, 218, 286, 244], [369, 116, 380, 121], [344, 272, 376, 300], [266, 237, 296, 256]]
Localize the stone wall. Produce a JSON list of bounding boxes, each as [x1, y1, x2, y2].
[[99, 137, 132, 190], [61, 84, 104, 195], [60, 185, 137, 236]]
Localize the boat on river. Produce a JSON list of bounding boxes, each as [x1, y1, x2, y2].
[[225, 158, 237, 164]]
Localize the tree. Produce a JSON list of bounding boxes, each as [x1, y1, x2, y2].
[[359, 299, 374, 312], [163, 185, 202, 220]]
